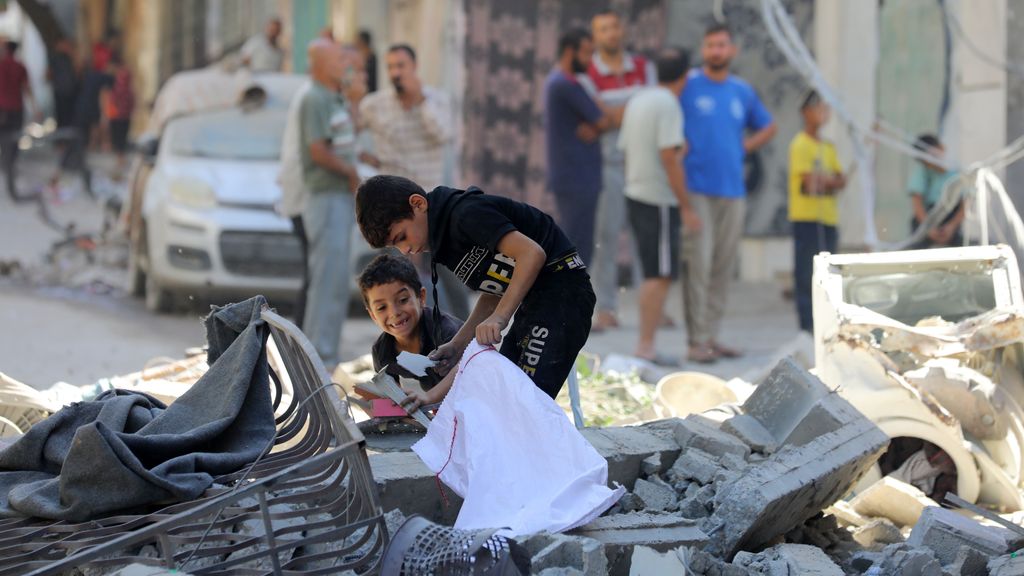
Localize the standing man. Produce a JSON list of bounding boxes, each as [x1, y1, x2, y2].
[[241, 17, 285, 73], [357, 30, 378, 93], [299, 39, 363, 369], [681, 23, 776, 363], [586, 10, 655, 331], [0, 41, 39, 202], [544, 29, 614, 267], [619, 48, 700, 364], [359, 44, 468, 319]]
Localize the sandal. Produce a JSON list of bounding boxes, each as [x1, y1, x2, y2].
[[710, 342, 742, 359], [687, 344, 718, 364]]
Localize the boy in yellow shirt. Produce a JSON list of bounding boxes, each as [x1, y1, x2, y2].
[[789, 91, 846, 332]]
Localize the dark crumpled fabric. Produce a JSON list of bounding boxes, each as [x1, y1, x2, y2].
[[0, 296, 276, 521]]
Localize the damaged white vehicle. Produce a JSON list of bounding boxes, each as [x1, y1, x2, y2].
[[813, 244, 1024, 511]]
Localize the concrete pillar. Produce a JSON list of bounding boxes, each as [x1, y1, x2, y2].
[[814, 0, 878, 250]]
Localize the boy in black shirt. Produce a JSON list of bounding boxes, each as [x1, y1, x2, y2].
[[359, 253, 463, 391], [355, 175, 595, 409]]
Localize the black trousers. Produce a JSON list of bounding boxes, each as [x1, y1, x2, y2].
[[291, 216, 310, 329], [0, 108, 24, 201], [499, 269, 595, 399], [793, 221, 837, 333]]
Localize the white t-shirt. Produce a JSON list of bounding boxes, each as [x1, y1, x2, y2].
[[618, 86, 685, 206], [241, 34, 284, 73]]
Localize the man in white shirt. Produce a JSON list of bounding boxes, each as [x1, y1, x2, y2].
[[241, 18, 285, 73], [618, 48, 700, 365]]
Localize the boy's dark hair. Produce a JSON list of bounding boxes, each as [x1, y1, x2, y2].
[[800, 89, 822, 110], [356, 175, 426, 248], [388, 43, 416, 62], [592, 10, 620, 21], [656, 47, 690, 83], [558, 28, 591, 55], [914, 134, 942, 152], [358, 253, 423, 304], [359, 29, 373, 47], [5, 41, 19, 55], [704, 22, 732, 39]]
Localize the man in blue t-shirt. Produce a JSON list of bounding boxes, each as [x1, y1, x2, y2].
[[544, 28, 615, 266], [680, 23, 777, 364]]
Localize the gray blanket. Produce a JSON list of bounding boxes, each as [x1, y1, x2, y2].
[[0, 296, 276, 521]]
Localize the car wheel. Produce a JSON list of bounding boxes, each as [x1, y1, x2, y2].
[[140, 228, 176, 313], [145, 272, 177, 314], [127, 225, 146, 298]]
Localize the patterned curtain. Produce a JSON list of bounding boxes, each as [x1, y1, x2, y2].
[[461, 0, 667, 213]]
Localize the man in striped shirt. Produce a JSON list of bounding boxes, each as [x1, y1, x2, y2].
[[584, 11, 656, 332]]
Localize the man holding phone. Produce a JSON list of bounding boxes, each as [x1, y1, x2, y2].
[[358, 44, 469, 319]]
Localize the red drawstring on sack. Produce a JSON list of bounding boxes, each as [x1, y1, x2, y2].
[[435, 345, 495, 508]]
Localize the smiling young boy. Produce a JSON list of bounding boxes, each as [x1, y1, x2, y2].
[[360, 253, 463, 391], [355, 175, 596, 410]]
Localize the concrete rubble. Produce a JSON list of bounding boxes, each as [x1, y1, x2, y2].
[[371, 358, 906, 574]]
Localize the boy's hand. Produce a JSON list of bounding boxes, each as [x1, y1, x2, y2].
[[429, 341, 463, 376], [476, 314, 508, 346], [399, 388, 431, 413]]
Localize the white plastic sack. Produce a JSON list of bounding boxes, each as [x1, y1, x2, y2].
[[413, 340, 624, 536]]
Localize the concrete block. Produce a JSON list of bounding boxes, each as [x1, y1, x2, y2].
[[679, 497, 710, 519], [990, 553, 1024, 576], [850, 476, 939, 527], [908, 506, 1010, 566], [783, 393, 866, 447], [949, 545, 992, 576], [369, 451, 462, 525], [719, 452, 749, 472], [877, 544, 944, 576], [572, 511, 708, 575], [668, 448, 723, 485], [581, 426, 681, 490], [853, 518, 904, 547], [672, 416, 751, 460], [628, 546, 685, 575], [721, 413, 779, 453], [632, 479, 676, 512], [522, 532, 607, 575], [702, 414, 889, 558], [640, 453, 661, 476], [741, 358, 829, 444], [733, 544, 843, 575], [617, 492, 645, 513]]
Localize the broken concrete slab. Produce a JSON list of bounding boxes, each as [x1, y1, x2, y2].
[[733, 544, 843, 575], [571, 512, 708, 576], [852, 518, 904, 547], [721, 413, 778, 454], [990, 553, 1024, 576], [850, 475, 939, 528], [521, 532, 608, 575], [908, 506, 1010, 565], [875, 543, 945, 576], [580, 426, 680, 490], [949, 545, 992, 576], [670, 416, 751, 460], [668, 447, 723, 485], [632, 478, 676, 512], [741, 358, 830, 444], [702, 410, 888, 558], [825, 500, 869, 528], [628, 546, 686, 575], [640, 453, 661, 476]]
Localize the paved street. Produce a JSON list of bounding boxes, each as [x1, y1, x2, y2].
[[0, 150, 800, 390]]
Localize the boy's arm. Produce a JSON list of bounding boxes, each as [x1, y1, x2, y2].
[[428, 294, 500, 374], [660, 146, 701, 231], [911, 194, 929, 224], [474, 231, 546, 345]]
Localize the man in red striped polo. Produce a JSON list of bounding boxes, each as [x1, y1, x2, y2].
[[584, 11, 657, 333]]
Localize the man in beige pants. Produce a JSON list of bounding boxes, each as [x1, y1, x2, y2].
[[679, 24, 776, 363]]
